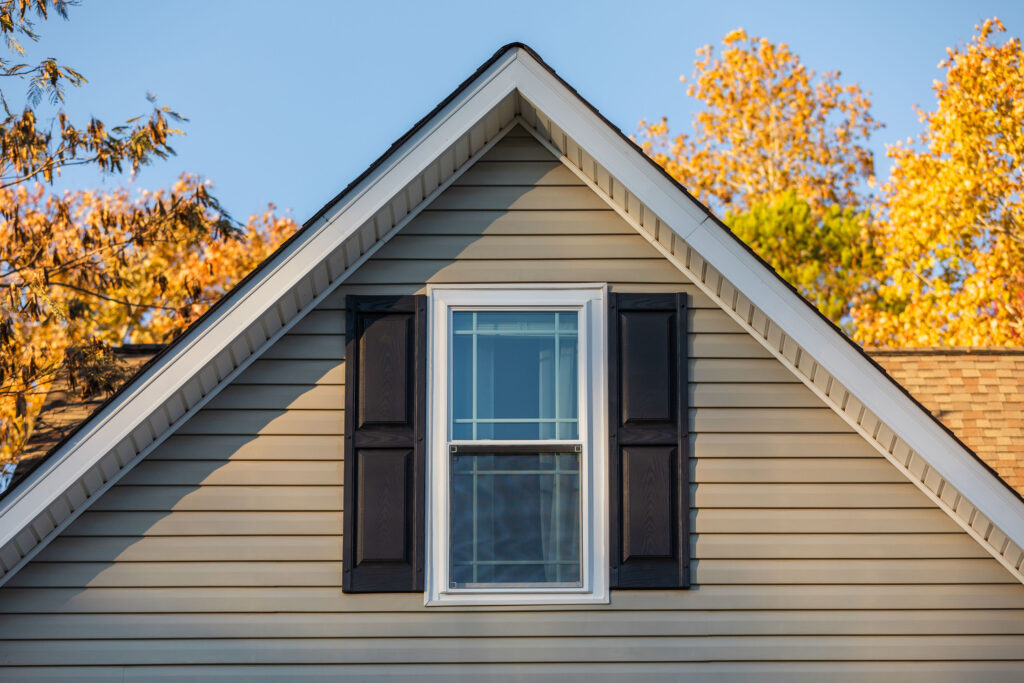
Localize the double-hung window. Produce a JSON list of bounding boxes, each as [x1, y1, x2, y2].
[[426, 286, 608, 605]]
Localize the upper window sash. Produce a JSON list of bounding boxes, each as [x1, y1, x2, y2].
[[449, 309, 580, 442]]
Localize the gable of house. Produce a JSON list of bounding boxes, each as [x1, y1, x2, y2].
[[1, 126, 1022, 679]]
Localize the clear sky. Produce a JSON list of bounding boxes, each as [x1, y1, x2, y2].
[[26, 0, 1024, 226]]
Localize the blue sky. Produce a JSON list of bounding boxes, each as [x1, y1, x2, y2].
[[26, 0, 1024, 225]]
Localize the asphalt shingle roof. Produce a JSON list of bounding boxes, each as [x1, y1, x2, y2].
[[870, 348, 1024, 495]]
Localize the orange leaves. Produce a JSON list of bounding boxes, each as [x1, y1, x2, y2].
[[0, 176, 298, 461], [637, 27, 880, 219]]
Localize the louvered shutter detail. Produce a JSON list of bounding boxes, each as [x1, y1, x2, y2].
[[608, 293, 690, 588], [343, 295, 426, 592]]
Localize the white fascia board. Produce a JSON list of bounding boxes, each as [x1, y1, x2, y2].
[[508, 50, 1024, 550], [0, 50, 522, 550]]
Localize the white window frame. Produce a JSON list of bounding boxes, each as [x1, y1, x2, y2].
[[425, 284, 609, 606]]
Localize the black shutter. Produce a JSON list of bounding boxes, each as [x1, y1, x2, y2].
[[608, 293, 690, 588], [343, 295, 426, 592]]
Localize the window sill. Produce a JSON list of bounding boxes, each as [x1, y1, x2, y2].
[[425, 591, 610, 607]]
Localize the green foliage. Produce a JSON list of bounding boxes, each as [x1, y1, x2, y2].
[[726, 191, 876, 324]]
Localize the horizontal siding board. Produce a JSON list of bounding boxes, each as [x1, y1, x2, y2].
[[290, 310, 346, 335], [692, 559, 1015, 585], [691, 434, 874, 459], [90, 486, 342, 512], [689, 309, 745, 333], [65, 508, 959, 539], [118, 461, 342, 487], [206, 385, 344, 411], [261, 335, 344, 360], [66, 511, 343, 537], [177, 410, 343, 436], [345, 259, 689, 287], [690, 408, 850, 433], [2, 663, 1024, 682], [688, 359, 796, 383], [453, 161, 582, 186], [10, 559, 1011, 590], [1, 635, 1022, 665], [689, 333, 773, 359], [236, 360, 343, 385], [692, 484, 929, 508], [4, 585, 1024, 614], [151, 435, 343, 461], [5, 562, 343, 588], [690, 384, 823, 408], [693, 458, 905, 484], [428, 185, 608, 211], [2, 610, 1023, 640], [691, 509, 961, 534], [377, 234, 660, 260], [37, 536, 342, 563], [35, 530, 983, 573], [479, 136, 558, 161], [404, 210, 630, 236], [692, 534, 989, 559]]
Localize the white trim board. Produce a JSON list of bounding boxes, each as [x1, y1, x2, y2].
[[0, 43, 1021, 588]]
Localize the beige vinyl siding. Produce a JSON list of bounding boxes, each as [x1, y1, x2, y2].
[[2, 127, 1022, 680]]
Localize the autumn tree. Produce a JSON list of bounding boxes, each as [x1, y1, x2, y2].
[[0, 2, 297, 460], [638, 29, 881, 325], [639, 28, 880, 215], [852, 18, 1024, 346], [726, 192, 873, 322]]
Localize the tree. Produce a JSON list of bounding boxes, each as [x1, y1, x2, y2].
[[638, 29, 881, 324], [852, 18, 1024, 346], [638, 28, 880, 217], [726, 192, 875, 324], [0, 2, 297, 460]]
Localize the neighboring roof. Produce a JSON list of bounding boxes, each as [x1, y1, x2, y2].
[[872, 348, 1024, 495], [1, 43, 1022, 588], [1, 346, 161, 498]]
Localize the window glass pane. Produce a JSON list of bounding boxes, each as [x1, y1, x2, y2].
[[450, 453, 581, 587], [451, 311, 578, 440]]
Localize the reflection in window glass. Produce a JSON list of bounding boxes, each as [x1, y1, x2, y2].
[[451, 311, 578, 440], [450, 453, 581, 587]]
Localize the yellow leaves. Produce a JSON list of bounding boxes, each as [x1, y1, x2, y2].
[[638, 27, 880, 219], [643, 21, 1021, 347], [852, 17, 1024, 347]]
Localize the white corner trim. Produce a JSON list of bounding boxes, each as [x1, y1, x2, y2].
[[425, 285, 609, 606]]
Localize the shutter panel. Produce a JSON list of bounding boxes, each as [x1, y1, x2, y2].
[[608, 293, 690, 588], [343, 295, 426, 592]]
